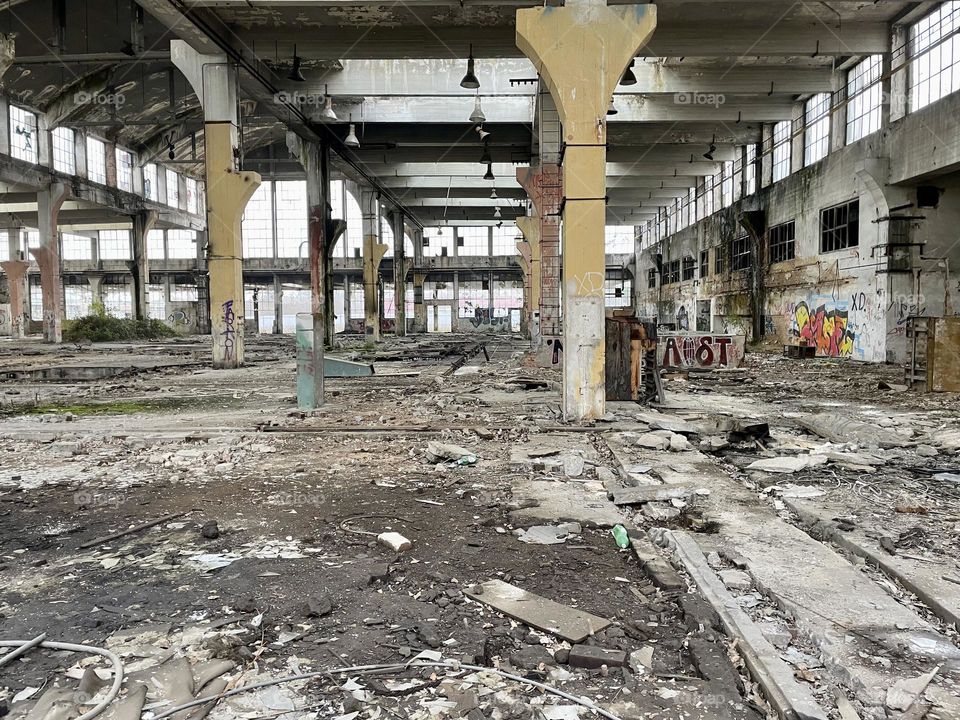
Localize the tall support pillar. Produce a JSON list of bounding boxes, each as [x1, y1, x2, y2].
[[324, 220, 347, 345], [171, 40, 261, 368], [30, 182, 70, 342], [391, 211, 409, 336], [516, 215, 542, 339], [131, 210, 158, 320], [1, 259, 29, 338], [412, 271, 427, 333], [516, 0, 656, 420], [360, 188, 387, 340]]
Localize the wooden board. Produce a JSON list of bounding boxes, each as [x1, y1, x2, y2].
[[465, 580, 610, 643]]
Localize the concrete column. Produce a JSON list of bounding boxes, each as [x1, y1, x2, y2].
[[105, 140, 118, 187], [324, 220, 346, 345], [889, 26, 907, 123], [392, 211, 408, 336], [516, 0, 656, 419], [760, 124, 774, 188], [131, 210, 157, 320], [0, 260, 29, 338], [412, 271, 427, 333], [88, 274, 104, 307], [360, 188, 387, 340], [0, 95, 9, 156], [272, 274, 282, 334], [74, 130, 87, 179], [172, 40, 261, 368], [516, 215, 542, 339], [29, 182, 70, 342]]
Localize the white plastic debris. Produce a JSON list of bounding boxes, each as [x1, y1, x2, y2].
[[377, 532, 413, 552]]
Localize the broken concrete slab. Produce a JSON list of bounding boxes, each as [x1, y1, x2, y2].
[[465, 579, 610, 643], [509, 477, 622, 528], [746, 455, 829, 474], [607, 484, 695, 506], [796, 413, 910, 449], [567, 644, 627, 669]]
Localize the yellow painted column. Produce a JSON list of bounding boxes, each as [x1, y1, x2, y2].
[[360, 189, 388, 341], [516, 215, 542, 339], [205, 122, 260, 367], [517, 0, 657, 420]]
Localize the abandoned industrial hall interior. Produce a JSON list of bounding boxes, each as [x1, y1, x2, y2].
[[7, 0, 960, 719]]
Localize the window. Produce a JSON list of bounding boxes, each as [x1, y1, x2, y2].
[[147, 229, 165, 260], [682, 256, 696, 281], [772, 121, 792, 182], [61, 232, 92, 261], [744, 145, 757, 196], [847, 55, 883, 143], [820, 199, 860, 252], [144, 164, 158, 201], [423, 227, 454, 257], [186, 177, 199, 214], [242, 181, 273, 258], [275, 180, 307, 258], [909, 1, 960, 112], [605, 225, 634, 254], [605, 272, 631, 308], [699, 249, 709, 278], [98, 230, 131, 260], [65, 284, 92, 319], [804, 93, 831, 166], [458, 227, 489, 256], [115, 148, 134, 191], [167, 229, 197, 260], [343, 189, 362, 258], [731, 236, 751, 271], [169, 284, 198, 302], [714, 244, 727, 275], [666, 259, 680, 284], [9, 105, 38, 163], [769, 221, 796, 264], [721, 162, 734, 207], [647, 268, 657, 289], [103, 283, 132, 318], [492, 223, 519, 255], [86, 137, 107, 183], [166, 169, 180, 208], [52, 127, 75, 174]]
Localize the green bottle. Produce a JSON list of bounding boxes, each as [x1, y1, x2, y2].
[[612, 524, 630, 549]]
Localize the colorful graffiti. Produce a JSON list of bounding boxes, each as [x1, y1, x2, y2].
[[793, 301, 855, 357]]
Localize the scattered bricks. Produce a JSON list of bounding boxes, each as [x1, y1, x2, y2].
[[510, 645, 556, 669], [629, 535, 686, 592], [567, 644, 627, 669], [678, 594, 722, 634], [687, 637, 743, 690]]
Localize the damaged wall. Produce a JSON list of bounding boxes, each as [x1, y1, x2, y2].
[[636, 91, 960, 364]]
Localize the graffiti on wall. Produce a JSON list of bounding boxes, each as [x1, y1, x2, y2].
[[661, 334, 745, 369], [221, 300, 236, 361], [676, 305, 689, 331], [793, 301, 855, 358]]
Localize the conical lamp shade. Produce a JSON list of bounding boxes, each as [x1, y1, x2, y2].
[[607, 98, 618, 116], [460, 55, 480, 89], [469, 95, 486, 123], [321, 96, 337, 121], [620, 59, 637, 86], [344, 123, 360, 148], [483, 163, 495, 181], [493, 207, 502, 219]]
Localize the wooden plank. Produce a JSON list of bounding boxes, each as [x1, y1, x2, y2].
[[465, 579, 610, 643]]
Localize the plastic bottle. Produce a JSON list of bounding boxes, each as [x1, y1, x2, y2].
[[611, 524, 630, 549]]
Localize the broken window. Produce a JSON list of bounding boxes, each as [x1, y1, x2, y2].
[[731, 235, 752, 272], [715, 243, 728, 275], [166, 168, 181, 208], [116, 148, 134, 191], [666, 259, 681, 284], [769, 220, 797, 264], [423, 227, 454, 258], [87, 136, 107, 184], [682, 256, 696, 281], [103, 282, 133, 318], [699, 249, 710, 278], [605, 271, 631, 308], [65, 283, 92, 319], [459, 279, 487, 317], [820, 199, 860, 252], [143, 164, 158, 201], [186, 177, 199, 214], [52, 127, 76, 174], [648, 268, 657, 289], [10, 105, 38, 164], [148, 284, 166, 321]]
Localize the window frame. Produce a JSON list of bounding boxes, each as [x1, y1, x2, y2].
[[768, 220, 797, 264], [820, 199, 860, 253]]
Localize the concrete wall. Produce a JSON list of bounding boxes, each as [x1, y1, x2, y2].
[[637, 91, 960, 364]]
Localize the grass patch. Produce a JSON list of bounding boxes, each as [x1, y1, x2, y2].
[[27, 401, 157, 416], [64, 302, 174, 343]]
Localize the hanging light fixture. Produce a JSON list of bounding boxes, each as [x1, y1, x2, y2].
[[479, 144, 492, 164], [460, 44, 480, 89], [476, 125, 491, 141], [703, 135, 716, 161], [321, 85, 337, 121], [288, 45, 305, 82], [493, 206, 502, 219], [620, 59, 638, 86], [469, 94, 486, 123], [344, 114, 360, 148], [483, 162, 495, 181], [490, 188, 498, 200], [607, 97, 618, 116]]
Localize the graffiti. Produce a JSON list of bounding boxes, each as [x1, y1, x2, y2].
[[221, 300, 236, 361], [571, 272, 605, 298], [851, 291, 866, 312], [547, 338, 563, 366], [888, 295, 925, 326], [168, 309, 189, 326], [676, 305, 690, 331], [793, 301, 855, 357], [661, 334, 743, 369]]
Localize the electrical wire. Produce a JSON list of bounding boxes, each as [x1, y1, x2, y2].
[[147, 659, 624, 720], [0, 639, 124, 720]]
